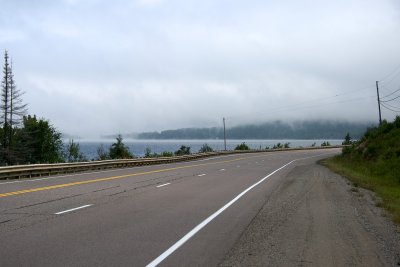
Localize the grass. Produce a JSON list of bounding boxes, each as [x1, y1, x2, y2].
[[323, 155, 400, 224]]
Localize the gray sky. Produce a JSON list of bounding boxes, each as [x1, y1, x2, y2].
[[1, 0, 400, 137]]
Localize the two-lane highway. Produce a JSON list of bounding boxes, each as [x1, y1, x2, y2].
[[0, 149, 339, 266]]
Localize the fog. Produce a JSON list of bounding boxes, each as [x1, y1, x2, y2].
[[1, 0, 399, 137]]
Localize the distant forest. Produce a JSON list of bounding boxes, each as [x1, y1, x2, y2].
[[134, 121, 374, 140]]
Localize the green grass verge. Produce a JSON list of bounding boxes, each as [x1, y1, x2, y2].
[[323, 156, 400, 224]]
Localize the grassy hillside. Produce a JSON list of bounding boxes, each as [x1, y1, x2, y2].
[[325, 116, 400, 223]]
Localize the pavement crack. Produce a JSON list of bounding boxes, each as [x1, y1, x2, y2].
[[92, 185, 120, 192], [14, 193, 84, 210]]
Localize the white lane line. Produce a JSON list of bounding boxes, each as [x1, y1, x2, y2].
[[219, 169, 225, 171], [146, 160, 296, 267], [55, 204, 92, 215], [198, 174, 206, 177], [157, 183, 171, 188]]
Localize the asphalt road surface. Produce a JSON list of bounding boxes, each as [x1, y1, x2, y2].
[[1, 148, 399, 266]]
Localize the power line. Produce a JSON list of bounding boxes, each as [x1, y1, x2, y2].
[[381, 94, 400, 103], [380, 87, 400, 100], [227, 86, 375, 121], [379, 63, 400, 82], [383, 102, 400, 110], [380, 71, 400, 87], [381, 103, 400, 113]]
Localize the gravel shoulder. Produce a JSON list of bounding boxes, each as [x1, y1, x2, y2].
[[220, 158, 400, 266]]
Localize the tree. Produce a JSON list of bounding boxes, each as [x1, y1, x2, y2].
[[342, 132, 352, 145], [235, 142, 249, 150], [65, 139, 86, 162], [8, 60, 27, 127], [174, 145, 191, 156], [321, 141, 331, 147], [199, 143, 213, 153], [1, 51, 11, 162], [96, 144, 109, 160], [160, 151, 173, 157], [144, 147, 152, 158], [0, 51, 27, 164], [20, 115, 64, 163], [109, 134, 132, 159]]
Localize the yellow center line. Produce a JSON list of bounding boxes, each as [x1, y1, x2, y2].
[[0, 154, 267, 198]]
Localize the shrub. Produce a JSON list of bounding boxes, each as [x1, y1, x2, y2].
[[175, 145, 191, 156], [109, 135, 133, 159], [235, 142, 250, 150], [199, 143, 213, 153]]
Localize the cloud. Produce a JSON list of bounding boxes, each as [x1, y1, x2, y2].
[[2, 0, 400, 137], [136, 0, 164, 7]]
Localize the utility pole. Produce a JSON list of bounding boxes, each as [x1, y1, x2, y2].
[[376, 81, 382, 125], [223, 117, 227, 151]]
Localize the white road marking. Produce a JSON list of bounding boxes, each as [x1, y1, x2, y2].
[[236, 165, 240, 168], [198, 174, 206, 177], [55, 204, 92, 215], [146, 160, 297, 267], [219, 169, 225, 171], [156, 183, 171, 188]]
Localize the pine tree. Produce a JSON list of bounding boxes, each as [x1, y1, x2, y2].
[[1, 50, 27, 164], [1, 50, 10, 149], [9, 60, 27, 127]]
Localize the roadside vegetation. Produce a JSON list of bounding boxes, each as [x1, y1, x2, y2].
[[324, 116, 400, 223], [0, 51, 137, 165], [0, 50, 66, 165], [235, 142, 250, 150]]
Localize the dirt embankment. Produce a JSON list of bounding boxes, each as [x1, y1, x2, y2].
[[220, 160, 400, 266]]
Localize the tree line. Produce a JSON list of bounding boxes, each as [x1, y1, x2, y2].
[[136, 120, 372, 140]]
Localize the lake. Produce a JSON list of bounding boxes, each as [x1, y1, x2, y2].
[[72, 139, 343, 160]]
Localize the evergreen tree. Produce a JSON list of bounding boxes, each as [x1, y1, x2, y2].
[[174, 145, 191, 156], [0, 51, 27, 164], [342, 132, 352, 145], [235, 142, 250, 150], [1, 50, 11, 158], [9, 60, 27, 127], [20, 115, 64, 163], [65, 139, 86, 162], [96, 144, 109, 160], [109, 135, 132, 159], [199, 143, 213, 153]]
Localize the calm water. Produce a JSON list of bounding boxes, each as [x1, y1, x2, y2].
[[71, 139, 342, 160]]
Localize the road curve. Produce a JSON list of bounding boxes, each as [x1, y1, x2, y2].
[[2, 148, 395, 266]]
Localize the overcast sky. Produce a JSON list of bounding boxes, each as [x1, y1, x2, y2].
[[1, 0, 400, 137]]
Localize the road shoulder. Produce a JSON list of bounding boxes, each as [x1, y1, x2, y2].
[[219, 159, 400, 266]]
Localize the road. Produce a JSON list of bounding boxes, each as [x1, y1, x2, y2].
[[0, 148, 398, 266]]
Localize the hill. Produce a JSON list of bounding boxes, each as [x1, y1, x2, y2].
[[135, 120, 373, 140]]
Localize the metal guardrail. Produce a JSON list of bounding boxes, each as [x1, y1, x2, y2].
[[0, 146, 344, 180]]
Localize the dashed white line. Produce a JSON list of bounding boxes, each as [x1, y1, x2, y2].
[[198, 174, 206, 177], [55, 204, 92, 215], [156, 183, 171, 188], [219, 169, 225, 171]]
